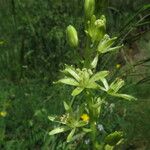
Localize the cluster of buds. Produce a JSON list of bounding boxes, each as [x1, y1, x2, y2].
[[66, 0, 102, 48], [85, 15, 106, 43]]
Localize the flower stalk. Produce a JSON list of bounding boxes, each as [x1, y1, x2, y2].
[[48, 0, 136, 149]]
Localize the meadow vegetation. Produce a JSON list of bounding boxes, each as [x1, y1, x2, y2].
[[0, 0, 150, 149]]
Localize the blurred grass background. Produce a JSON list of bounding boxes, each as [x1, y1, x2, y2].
[[0, 0, 150, 149]]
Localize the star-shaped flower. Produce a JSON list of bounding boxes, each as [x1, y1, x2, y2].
[[56, 65, 109, 96]]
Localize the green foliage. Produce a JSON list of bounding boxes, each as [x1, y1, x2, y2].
[[48, 1, 136, 149], [0, 0, 149, 149], [104, 131, 123, 146]]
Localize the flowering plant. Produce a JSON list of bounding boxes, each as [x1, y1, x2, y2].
[[48, 0, 136, 149]]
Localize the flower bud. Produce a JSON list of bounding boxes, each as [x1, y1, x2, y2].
[[66, 25, 78, 48], [84, 0, 95, 20], [86, 15, 106, 43]]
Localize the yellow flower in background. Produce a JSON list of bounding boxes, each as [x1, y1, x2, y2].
[[116, 64, 121, 69], [81, 114, 89, 122], [0, 111, 7, 117]]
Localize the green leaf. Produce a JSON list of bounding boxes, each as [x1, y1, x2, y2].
[[104, 45, 123, 53], [98, 85, 107, 91], [0, 41, 4, 45], [90, 71, 109, 82], [49, 126, 69, 135], [93, 99, 103, 108], [63, 101, 70, 111], [82, 128, 92, 133], [48, 116, 56, 122], [86, 82, 99, 89], [105, 131, 123, 146], [67, 128, 76, 142], [101, 78, 109, 90], [105, 145, 114, 150], [91, 54, 99, 69], [75, 121, 87, 127], [64, 67, 80, 81], [58, 78, 79, 86], [71, 87, 84, 96], [109, 78, 125, 93], [110, 93, 136, 101], [48, 116, 67, 124], [71, 132, 86, 142]]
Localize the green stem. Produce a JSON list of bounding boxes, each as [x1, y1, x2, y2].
[[70, 96, 75, 107], [90, 120, 97, 149], [87, 92, 98, 150], [84, 38, 91, 68]]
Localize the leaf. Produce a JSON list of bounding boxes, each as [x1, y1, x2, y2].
[[49, 126, 69, 135], [71, 87, 84, 96], [104, 45, 123, 53], [86, 82, 99, 89], [71, 132, 86, 142], [109, 78, 125, 93], [48, 116, 66, 124], [63, 101, 70, 111], [67, 128, 76, 142], [75, 121, 87, 127], [65, 67, 80, 81], [105, 145, 114, 150], [93, 99, 103, 108], [48, 116, 56, 122], [105, 131, 123, 146], [143, 4, 150, 10], [0, 41, 4, 45], [110, 93, 137, 101], [116, 138, 124, 146], [82, 128, 92, 133], [90, 71, 109, 82], [101, 78, 109, 91], [98, 85, 107, 91], [58, 78, 79, 86], [118, 4, 150, 42], [91, 54, 99, 69]]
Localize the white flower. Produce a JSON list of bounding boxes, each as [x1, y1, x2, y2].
[[97, 124, 104, 132], [85, 139, 90, 145]]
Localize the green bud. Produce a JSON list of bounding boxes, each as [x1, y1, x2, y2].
[[94, 15, 106, 28], [85, 15, 106, 43], [66, 25, 78, 48], [84, 0, 95, 20]]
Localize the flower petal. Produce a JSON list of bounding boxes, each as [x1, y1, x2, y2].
[[90, 71, 109, 82]]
